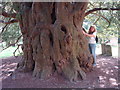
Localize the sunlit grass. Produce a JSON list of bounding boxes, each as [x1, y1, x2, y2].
[[0, 44, 118, 59], [0, 46, 22, 59]]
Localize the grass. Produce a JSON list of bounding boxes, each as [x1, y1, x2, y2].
[[0, 44, 118, 59], [0, 46, 23, 59]]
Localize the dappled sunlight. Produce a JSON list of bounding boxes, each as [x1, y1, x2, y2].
[[97, 76, 107, 88], [2, 63, 17, 71], [100, 68, 104, 71], [114, 66, 118, 69], [100, 84, 105, 88], [99, 58, 106, 61], [109, 78, 118, 86], [6, 63, 17, 67], [98, 58, 111, 62], [110, 70, 113, 73], [103, 62, 108, 65], [97, 74, 118, 88], [96, 56, 117, 68], [93, 55, 119, 88], [105, 70, 109, 74], [111, 73, 114, 76], [0, 56, 21, 81], [98, 76, 107, 82], [0, 65, 2, 69], [96, 65, 100, 68], [1, 55, 118, 88], [97, 65, 117, 75]]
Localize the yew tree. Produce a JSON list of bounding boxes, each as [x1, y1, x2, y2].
[[0, 2, 119, 82]]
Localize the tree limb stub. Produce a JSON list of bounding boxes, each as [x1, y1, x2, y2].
[[13, 44, 22, 58], [93, 16, 100, 25], [85, 8, 120, 16], [91, 13, 110, 27], [0, 11, 17, 18]]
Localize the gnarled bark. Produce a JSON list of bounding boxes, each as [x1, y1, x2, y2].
[[17, 2, 94, 82]]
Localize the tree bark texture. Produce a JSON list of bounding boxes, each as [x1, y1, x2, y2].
[[17, 2, 94, 82]]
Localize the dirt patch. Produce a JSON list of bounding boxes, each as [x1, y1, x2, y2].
[[1, 55, 119, 88]]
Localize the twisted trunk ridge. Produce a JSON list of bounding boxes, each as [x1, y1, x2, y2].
[[17, 2, 94, 82]]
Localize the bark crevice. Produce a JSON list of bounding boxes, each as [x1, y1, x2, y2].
[[17, 2, 94, 82], [49, 31, 54, 47], [51, 2, 56, 24], [61, 25, 67, 34]]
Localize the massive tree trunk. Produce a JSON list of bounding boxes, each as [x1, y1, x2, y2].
[[17, 2, 94, 82]]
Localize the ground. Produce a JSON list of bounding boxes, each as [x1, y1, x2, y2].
[[1, 55, 119, 89]]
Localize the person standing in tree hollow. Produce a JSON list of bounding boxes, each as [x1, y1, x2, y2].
[[82, 25, 97, 66]]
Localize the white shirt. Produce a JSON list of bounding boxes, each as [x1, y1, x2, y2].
[[88, 32, 97, 44]]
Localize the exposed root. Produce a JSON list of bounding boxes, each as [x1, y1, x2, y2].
[[32, 61, 53, 79], [62, 66, 78, 82], [17, 58, 34, 72], [78, 68, 86, 80], [32, 61, 42, 78]]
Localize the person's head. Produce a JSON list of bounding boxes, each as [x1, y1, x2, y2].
[[88, 25, 96, 34]]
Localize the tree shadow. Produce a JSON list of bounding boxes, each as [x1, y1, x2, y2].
[[88, 55, 119, 88], [1, 55, 119, 88], [1, 56, 21, 87]]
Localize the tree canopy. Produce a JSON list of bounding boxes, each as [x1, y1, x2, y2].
[[0, 1, 120, 82], [0, 1, 119, 47], [83, 2, 120, 43]]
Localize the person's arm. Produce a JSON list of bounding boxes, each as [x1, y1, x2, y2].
[[82, 28, 87, 33], [82, 31, 96, 37]]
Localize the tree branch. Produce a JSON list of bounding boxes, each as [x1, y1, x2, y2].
[[85, 8, 120, 16], [93, 16, 100, 25], [91, 13, 110, 27], [0, 24, 8, 36], [0, 19, 18, 24], [0, 10, 17, 18], [13, 44, 22, 58], [1, 35, 22, 51], [0, 18, 11, 36], [0, 19, 18, 36]]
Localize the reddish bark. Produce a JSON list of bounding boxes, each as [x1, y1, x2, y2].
[[2, 2, 95, 82]]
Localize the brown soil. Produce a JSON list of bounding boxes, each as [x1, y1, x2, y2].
[[1, 55, 119, 88]]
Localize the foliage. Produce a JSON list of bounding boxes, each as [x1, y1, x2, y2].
[[0, 2, 22, 47], [1, 23, 22, 46], [0, 46, 23, 58], [0, 2, 119, 45], [84, 2, 119, 43]]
